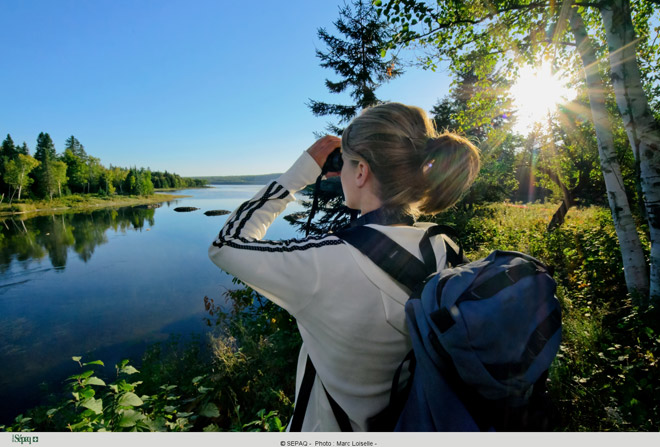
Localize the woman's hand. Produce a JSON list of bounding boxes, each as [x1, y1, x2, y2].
[[307, 135, 341, 177]]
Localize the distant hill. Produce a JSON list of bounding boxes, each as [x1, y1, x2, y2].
[[192, 173, 282, 185]]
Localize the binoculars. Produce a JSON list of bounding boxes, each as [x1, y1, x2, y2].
[[322, 148, 343, 174]]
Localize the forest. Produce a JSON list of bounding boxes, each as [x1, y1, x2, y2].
[[2, 0, 660, 433], [0, 133, 206, 207]]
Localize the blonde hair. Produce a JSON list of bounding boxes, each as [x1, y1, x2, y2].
[[341, 102, 480, 216]]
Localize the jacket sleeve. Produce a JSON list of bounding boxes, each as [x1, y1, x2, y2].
[[208, 151, 345, 314]]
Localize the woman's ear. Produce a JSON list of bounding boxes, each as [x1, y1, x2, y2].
[[355, 160, 370, 188]]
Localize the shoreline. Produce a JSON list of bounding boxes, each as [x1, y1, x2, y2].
[[0, 193, 190, 220]]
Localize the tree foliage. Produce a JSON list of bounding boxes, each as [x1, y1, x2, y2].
[[308, 0, 403, 134], [377, 0, 659, 303]]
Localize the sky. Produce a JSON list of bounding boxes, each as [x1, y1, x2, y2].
[[0, 0, 451, 177]]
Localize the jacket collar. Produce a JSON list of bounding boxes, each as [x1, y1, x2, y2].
[[348, 207, 415, 228]]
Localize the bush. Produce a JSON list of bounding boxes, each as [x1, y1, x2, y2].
[[434, 203, 658, 431]]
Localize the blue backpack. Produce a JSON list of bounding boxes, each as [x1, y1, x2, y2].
[[290, 224, 562, 432]]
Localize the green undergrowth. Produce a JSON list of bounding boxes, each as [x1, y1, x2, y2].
[[2, 202, 658, 431], [432, 202, 659, 431]]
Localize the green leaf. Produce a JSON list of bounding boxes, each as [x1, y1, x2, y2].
[[118, 392, 144, 407], [83, 377, 106, 387], [83, 360, 105, 367], [72, 356, 82, 363], [118, 409, 146, 428], [79, 387, 95, 399], [144, 416, 167, 432], [191, 375, 204, 384], [121, 365, 139, 375], [199, 403, 219, 418], [81, 397, 103, 415]]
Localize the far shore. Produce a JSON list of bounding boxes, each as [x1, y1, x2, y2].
[[0, 193, 190, 220]]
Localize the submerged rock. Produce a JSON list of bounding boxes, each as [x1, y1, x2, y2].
[[204, 209, 231, 216], [174, 207, 200, 212], [135, 203, 163, 210]]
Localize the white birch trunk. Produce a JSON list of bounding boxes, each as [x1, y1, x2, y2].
[[570, 10, 650, 302], [600, 0, 660, 304]]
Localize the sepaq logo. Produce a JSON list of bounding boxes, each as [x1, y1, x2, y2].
[[11, 434, 39, 445]]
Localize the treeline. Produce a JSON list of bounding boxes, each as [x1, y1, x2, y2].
[[0, 133, 206, 203], [195, 173, 282, 185]]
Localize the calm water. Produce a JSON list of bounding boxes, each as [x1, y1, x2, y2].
[[0, 185, 303, 424]]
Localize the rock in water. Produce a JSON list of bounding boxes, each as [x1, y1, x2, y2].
[[174, 207, 200, 212], [204, 210, 231, 216]]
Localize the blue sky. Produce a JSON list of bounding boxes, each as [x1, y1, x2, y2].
[[0, 0, 450, 176]]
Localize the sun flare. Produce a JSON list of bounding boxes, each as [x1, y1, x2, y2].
[[510, 63, 577, 133]]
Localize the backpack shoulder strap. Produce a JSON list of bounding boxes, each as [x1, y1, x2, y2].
[[422, 224, 468, 268], [336, 225, 431, 294], [290, 356, 353, 432]]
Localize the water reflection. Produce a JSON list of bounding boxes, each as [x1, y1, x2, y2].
[[0, 206, 157, 272]]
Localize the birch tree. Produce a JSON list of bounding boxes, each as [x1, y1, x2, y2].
[[597, 0, 660, 301], [4, 154, 39, 202]]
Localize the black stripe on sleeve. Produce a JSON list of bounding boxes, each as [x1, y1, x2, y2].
[[232, 184, 287, 238], [213, 234, 344, 253], [220, 182, 286, 240]]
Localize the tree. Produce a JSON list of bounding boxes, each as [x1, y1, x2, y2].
[[86, 156, 103, 194], [52, 160, 68, 198], [62, 148, 89, 193], [378, 0, 657, 303], [308, 0, 403, 134], [290, 0, 404, 235], [1, 134, 18, 195], [598, 0, 660, 301], [4, 154, 39, 202], [99, 168, 116, 196], [62, 135, 90, 193], [34, 132, 58, 199]]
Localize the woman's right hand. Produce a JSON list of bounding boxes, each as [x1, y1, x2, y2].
[[306, 135, 341, 177]]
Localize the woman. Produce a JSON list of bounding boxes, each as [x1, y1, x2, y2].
[[208, 102, 480, 431]]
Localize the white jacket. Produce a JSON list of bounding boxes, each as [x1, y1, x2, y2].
[[208, 151, 448, 431]]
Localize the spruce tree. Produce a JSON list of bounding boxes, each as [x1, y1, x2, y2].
[[308, 0, 402, 134], [1, 134, 18, 195], [34, 132, 57, 199], [293, 0, 401, 235]]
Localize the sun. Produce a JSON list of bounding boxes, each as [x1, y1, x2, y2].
[[510, 62, 577, 134]]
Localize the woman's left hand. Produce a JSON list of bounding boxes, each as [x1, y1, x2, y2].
[[307, 135, 341, 177]]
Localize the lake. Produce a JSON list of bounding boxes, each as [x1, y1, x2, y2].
[[0, 185, 305, 424]]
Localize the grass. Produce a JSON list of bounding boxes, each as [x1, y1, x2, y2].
[[0, 193, 189, 219]]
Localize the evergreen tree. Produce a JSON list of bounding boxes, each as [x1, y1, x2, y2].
[[293, 0, 401, 235], [34, 132, 58, 199], [64, 135, 85, 157], [1, 134, 18, 195], [34, 132, 56, 162], [1, 134, 18, 160], [308, 0, 402, 134]]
